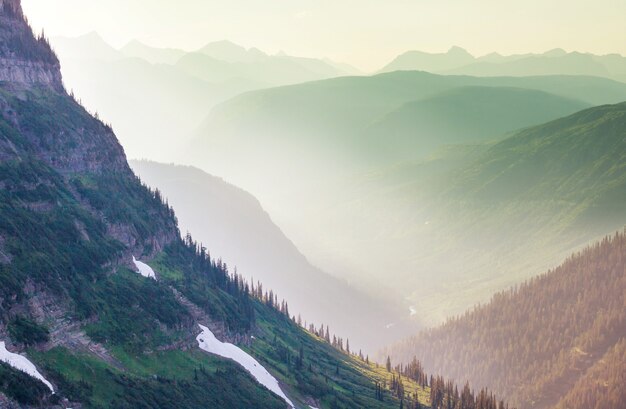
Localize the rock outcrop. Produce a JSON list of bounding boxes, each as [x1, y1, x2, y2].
[[0, 0, 63, 91]]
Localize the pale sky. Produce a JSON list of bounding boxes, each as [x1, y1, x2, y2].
[[21, 0, 626, 71]]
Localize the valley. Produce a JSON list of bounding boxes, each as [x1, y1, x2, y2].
[[1, 0, 625, 408]]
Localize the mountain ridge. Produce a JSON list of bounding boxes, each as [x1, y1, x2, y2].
[[380, 47, 626, 83]]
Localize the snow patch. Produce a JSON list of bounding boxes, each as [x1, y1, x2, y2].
[[409, 306, 417, 316], [0, 342, 54, 392], [196, 325, 294, 408], [133, 256, 156, 279]]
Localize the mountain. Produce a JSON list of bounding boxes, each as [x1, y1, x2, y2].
[[190, 70, 619, 185], [360, 86, 589, 163], [191, 87, 626, 326], [380, 48, 626, 83], [176, 50, 349, 89], [57, 56, 223, 162], [198, 40, 267, 63], [197, 40, 357, 78], [380, 46, 475, 73], [130, 161, 416, 351], [50, 35, 354, 161], [120, 40, 186, 65], [343, 101, 626, 324], [188, 71, 626, 312], [446, 51, 612, 79], [174, 52, 267, 85], [382, 230, 626, 409], [0, 3, 444, 408], [194, 70, 626, 168], [52, 32, 124, 62]]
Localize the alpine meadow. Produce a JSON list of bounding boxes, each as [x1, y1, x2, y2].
[[0, 0, 624, 408]]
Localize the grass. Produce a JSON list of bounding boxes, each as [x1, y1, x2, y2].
[[243, 303, 430, 408], [147, 252, 184, 281], [30, 346, 287, 409]]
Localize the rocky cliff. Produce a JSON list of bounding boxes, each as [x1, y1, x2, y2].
[[0, 0, 63, 91]]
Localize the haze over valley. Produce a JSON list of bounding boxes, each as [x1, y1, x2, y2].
[[0, 0, 624, 408]]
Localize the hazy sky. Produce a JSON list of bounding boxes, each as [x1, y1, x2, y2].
[[22, 0, 626, 71]]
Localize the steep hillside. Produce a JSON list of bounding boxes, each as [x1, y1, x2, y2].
[[443, 102, 626, 234], [383, 230, 626, 409], [0, 3, 437, 408], [130, 161, 416, 351], [554, 339, 626, 409]]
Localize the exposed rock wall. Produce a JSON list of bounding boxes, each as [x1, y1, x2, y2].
[[0, 58, 62, 89], [0, 0, 63, 91]]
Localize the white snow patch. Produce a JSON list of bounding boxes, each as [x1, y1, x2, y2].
[[133, 256, 156, 279], [0, 342, 54, 392], [385, 322, 396, 329], [309, 406, 320, 409], [196, 325, 294, 408], [409, 306, 417, 316]]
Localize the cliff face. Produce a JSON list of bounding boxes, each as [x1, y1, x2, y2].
[[0, 0, 179, 297], [0, 0, 63, 91]]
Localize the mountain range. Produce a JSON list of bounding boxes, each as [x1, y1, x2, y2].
[[2, 1, 625, 408], [187, 70, 626, 324], [380, 47, 626, 83], [49, 33, 358, 161]]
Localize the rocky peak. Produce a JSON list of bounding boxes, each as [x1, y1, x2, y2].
[[0, 0, 63, 91]]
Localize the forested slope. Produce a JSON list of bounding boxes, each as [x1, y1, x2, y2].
[[384, 230, 626, 409]]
